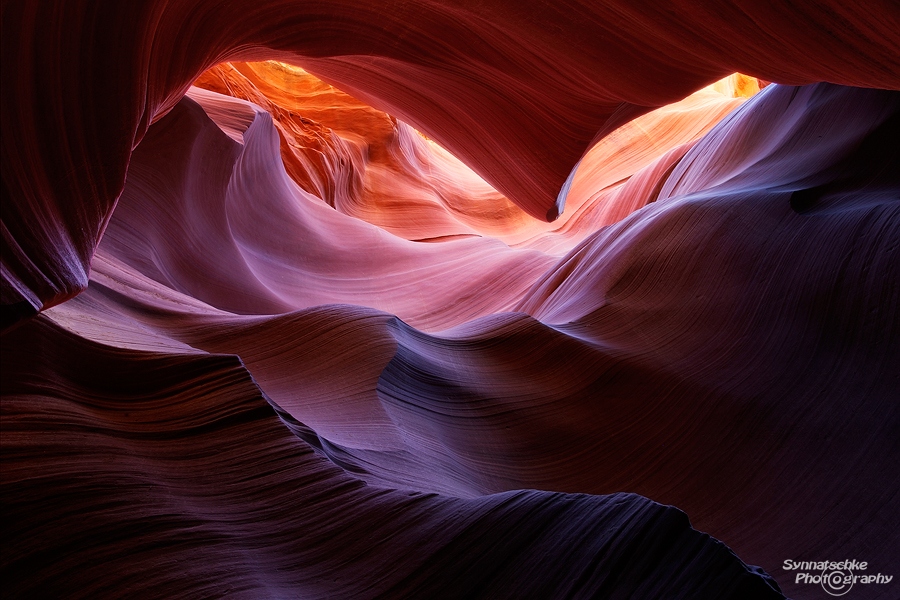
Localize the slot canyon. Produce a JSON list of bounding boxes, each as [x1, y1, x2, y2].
[[2, 2, 899, 598]]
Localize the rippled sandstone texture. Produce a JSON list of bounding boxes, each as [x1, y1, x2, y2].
[[2, 1, 899, 599]]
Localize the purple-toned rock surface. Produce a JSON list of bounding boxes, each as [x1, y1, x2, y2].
[[3, 2, 899, 598]]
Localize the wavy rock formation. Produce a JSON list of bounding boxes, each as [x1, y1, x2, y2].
[[6, 317, 791, 599], [3, 1, 900, 599], [191, 62, 755, 254], [4, 0, 900, 317]]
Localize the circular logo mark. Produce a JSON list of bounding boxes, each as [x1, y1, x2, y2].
[[822, 569, 854, 596]]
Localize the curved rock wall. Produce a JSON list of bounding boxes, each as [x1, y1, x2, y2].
[[3, 2, 899, 598]]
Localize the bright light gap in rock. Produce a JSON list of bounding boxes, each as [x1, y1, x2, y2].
[[189, 61, 762, 256]]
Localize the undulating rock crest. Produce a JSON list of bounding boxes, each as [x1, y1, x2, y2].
[[2, 1, 899, 599], [3, 0, 900, 317]]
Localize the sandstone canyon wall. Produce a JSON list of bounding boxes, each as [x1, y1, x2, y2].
[[2, 1, 899, 598]]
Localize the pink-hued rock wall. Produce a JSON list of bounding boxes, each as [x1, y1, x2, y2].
[[3, 2, 899, 598]]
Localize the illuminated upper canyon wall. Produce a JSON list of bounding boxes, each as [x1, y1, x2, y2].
[[191, 62, 761, 253], [3, 0, 900, 320], [2, 1, 900, 599]]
